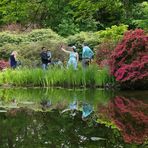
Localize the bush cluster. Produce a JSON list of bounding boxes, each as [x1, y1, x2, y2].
[[0, 29, 66, 67], [95, 41, 116, 67], [0, 29, 63, 47], [110, 29, 148, 89], [0, 25, 128, 67], [66, 25, 128, 48]]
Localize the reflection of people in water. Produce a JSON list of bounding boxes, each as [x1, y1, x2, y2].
[[82, 103, 93, 120], [62, 101, 93, 119], [69, 100, 78, 116], [69, 100, 77, 110], [61, 100, 78, 117], [40, 99, 52, 111]]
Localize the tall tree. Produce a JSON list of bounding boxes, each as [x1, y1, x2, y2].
[[0, 0, 147, 34]]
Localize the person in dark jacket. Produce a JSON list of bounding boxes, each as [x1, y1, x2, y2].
[[9, 51, 18, 69], [40, 47, 48, 70]]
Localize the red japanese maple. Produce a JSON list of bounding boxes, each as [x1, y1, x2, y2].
[[96, 41, 115, 67], [0, 60, 9, 70], [110, 29, 148, 84]]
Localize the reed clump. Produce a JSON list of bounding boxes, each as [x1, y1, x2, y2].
[[0, 65, 115, 88]]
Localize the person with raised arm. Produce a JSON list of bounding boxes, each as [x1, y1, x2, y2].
[[61, 45, 79, 70]]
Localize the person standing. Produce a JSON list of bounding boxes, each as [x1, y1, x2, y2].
[[9, 51, 18, 69], [40, 47, 48, 70], [61, 45, 79, 70], [47, 50, 52, 65], [82, 43, 94, 68]]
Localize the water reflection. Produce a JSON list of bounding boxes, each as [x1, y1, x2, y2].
[[82, 103, 93, 119], [0, 108, 124, 148], [0, 88, 112, 111], [97, 96, 148, 144], [62, 101, 93, 120], [40, 99, 52, 110], [69, 101, 77, 110], [0, 88, 147, 147]]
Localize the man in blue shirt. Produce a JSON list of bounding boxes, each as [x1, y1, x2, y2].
[[82, 43, 94, 68]]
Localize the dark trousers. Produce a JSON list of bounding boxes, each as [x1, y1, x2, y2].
[[82, 59, 91, 68]]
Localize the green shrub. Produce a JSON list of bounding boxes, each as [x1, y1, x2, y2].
[[0, 29, 66, 67], [0, 40, 66, 67], [27, 29, 63, 42], [131, 2, 148, 31], [0, 29, 64, 47], [0, 25, 128, 67], [0, 32, 24, 46], [57, 18, 80, 36], [66, 24, 128, 48]]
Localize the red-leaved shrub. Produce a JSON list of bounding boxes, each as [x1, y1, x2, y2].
[[110, 29, 148, 87], [0, 60, 9, 70], [96, 41, 115, 67], [98, 96, 148, 144]]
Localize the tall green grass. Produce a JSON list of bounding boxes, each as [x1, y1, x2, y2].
[[0, 65, 115, 88]]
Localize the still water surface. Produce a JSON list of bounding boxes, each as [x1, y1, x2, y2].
[[0, 88, 147, 148]]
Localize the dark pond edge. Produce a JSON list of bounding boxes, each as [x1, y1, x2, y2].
[[0, 83, 118, 90]]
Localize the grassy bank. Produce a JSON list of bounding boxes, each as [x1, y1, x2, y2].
[[0, 66, 115, 88]]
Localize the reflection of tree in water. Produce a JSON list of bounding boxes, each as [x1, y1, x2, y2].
[[99, 96, 148, 144], [0, 108, 126, 148]]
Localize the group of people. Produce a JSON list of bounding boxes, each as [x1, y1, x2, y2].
[[61, 43, 94, 70], [9, 43, 94, 70]]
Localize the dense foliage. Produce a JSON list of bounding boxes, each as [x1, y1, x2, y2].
[[0, 0, 147, 36], [95, 41, 116, 67], [0, 107, 131, 148], [0, 29, 66, 67], [0, 29, 63, 47], [130, 2, 148, 30], [67, 25, 128, 48], [0, 25, 127, 67], [110, 29, 148, 88], [0, 1, 147, 89]]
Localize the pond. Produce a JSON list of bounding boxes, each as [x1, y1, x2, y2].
[[0, 88, 147, 148]]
